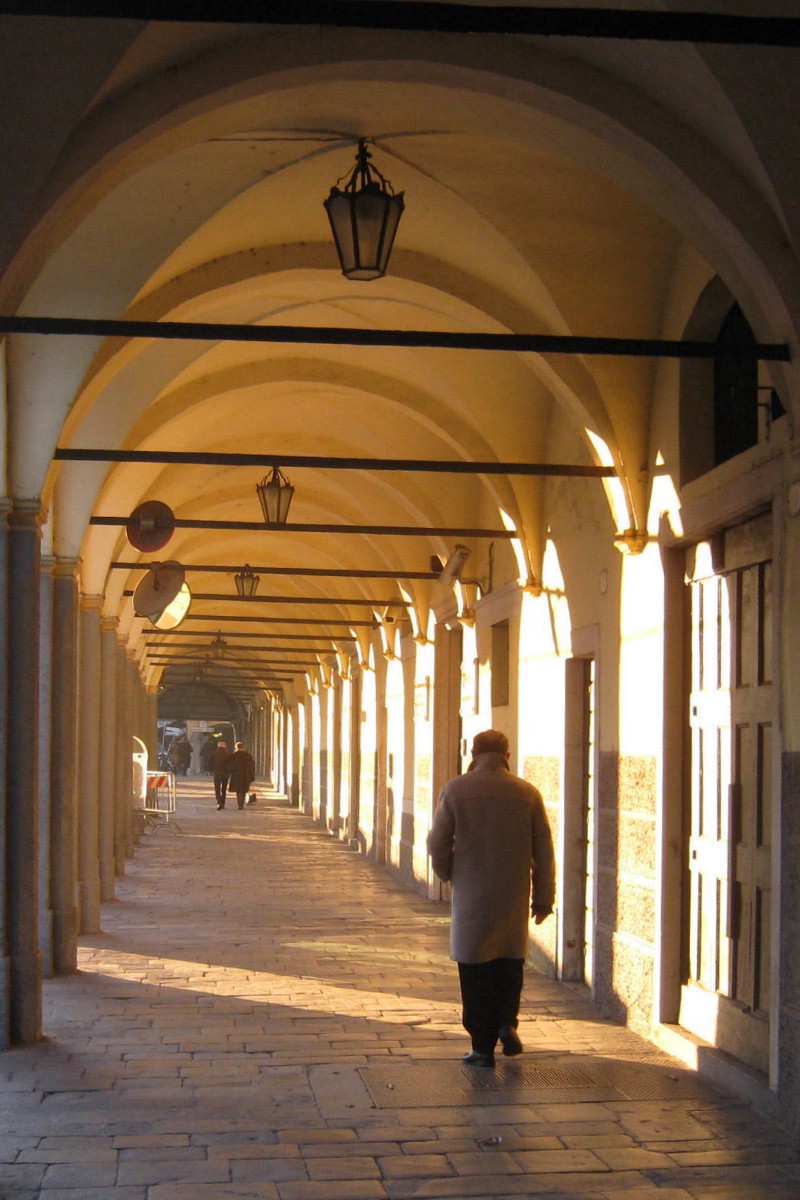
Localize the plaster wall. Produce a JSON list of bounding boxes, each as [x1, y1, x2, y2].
[[384, 656, 405, 876], [412, 641, 435, 892]]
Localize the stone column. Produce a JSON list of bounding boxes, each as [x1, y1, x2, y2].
[[332, 678, 343, 833], [347, 670, 362, 844], [126, 654, 142, 854], [113, 640, 131, 874], [252, 705, 261, 775], [266, 701, 274, 783], [76, 595, 102, 934], [49, 559, 79, 975], [146, 684, 159, 768], [0, 498, 11, 1047], [291, 703, 302, 809], [98, 617, 118, 901], [6, 500, 43, 1043], [37, 556, 55, 977]]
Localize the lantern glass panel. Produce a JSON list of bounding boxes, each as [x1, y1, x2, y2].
[[325, 186, 404, 280]]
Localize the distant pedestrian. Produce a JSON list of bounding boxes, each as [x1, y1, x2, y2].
[[427, 729, 555, 1068], [199, 735, 216, 775], [209, 741, 232, 809], [168, 736, 191, 776], [227, 741, 256, 810]]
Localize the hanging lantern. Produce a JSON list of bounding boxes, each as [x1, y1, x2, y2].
[[234, 564, 260, 597], [256, 466, 294, 525], [324, 139, 405, 281]]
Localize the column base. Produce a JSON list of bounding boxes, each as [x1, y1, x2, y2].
[[53, 908, 79, 975], [10, 948, 42, 1044], [78, 878, 102, 934], [39, 909, 54, 979], [0, 955, 10, 1049], [100, 862, 116, 903]]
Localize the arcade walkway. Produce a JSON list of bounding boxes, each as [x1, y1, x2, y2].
[[1, 781, 798, 1200]]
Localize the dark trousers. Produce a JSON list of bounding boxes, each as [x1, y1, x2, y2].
[[458, 958, 524, 1054], [214, 775, 228, 804]]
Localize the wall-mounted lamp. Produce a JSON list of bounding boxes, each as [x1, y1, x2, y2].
[[210, 632, 227, 660], [234, 564, 260, 597], [257, 466, 294, 525], [431, 544, 472, 587], [324, 138, 405, 281], [432, 544, 491, 597]]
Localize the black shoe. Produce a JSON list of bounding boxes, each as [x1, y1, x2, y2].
[[462, 1051, 495, 1068], [216, 804, 224, 810], [498, 1026, 523, 1056]]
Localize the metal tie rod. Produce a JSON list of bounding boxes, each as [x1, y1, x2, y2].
[[6, 315, 789, 360], [124, 590, 408, 607], [112, 560, 438, 580], [4, 5, 799, 48]]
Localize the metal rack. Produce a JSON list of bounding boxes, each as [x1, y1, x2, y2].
[[140, 771, 181, 833]]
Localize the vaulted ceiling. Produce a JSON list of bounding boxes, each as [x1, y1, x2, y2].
[[2, 7, 795, 711]]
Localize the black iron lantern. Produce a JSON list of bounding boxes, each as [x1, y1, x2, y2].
[[324, 139, 405, 281], [234, 564, 260, 597], [210, 632, 227, 660], [256, 466, 294, 525]]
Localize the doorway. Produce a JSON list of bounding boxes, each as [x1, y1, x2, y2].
[[562, 656, 597, 985]]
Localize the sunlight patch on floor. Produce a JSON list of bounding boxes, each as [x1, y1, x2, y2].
[[76, 947, 459, 1028]]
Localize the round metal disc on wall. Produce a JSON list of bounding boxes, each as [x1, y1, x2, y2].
[[133, 561, 185, 618], [149, 582, 192, 630], [126, 501, 175, 552]]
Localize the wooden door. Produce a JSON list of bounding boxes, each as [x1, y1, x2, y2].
[[681, 516, 772, 1073]]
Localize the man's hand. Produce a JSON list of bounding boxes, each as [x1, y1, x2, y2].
[[532, 906, 552, 925]]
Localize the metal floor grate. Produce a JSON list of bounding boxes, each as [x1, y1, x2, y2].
[[359, 1055, 715, 1108], [464, 1062, 596, 1090]]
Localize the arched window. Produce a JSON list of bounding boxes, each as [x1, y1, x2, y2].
[[713, 303, 758, 466], [680, 285, 784, 484]]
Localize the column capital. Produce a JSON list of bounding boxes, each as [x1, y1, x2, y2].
[[101, 615, 119, 634], [7, 498, 43, 533], [79, 594, 104, 613], [52, 556, 79, 579]]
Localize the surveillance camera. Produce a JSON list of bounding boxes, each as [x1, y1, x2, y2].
[[437, 544, 471, 587]]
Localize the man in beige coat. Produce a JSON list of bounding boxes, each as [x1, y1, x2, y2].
[[427, 729, 555, 1067]]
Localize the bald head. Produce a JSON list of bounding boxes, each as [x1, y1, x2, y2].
[[471, 729, 510, 758]]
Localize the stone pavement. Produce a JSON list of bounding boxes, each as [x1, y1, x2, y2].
[[1, 780, 798, 1200]]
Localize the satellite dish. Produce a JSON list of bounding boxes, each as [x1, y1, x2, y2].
[[149, 582, 192, 631], [133, 561, 185, 617], [126, 501, 175, 552]]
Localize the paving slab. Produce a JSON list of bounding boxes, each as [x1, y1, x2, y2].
[[0, 780, 796, 1198]]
